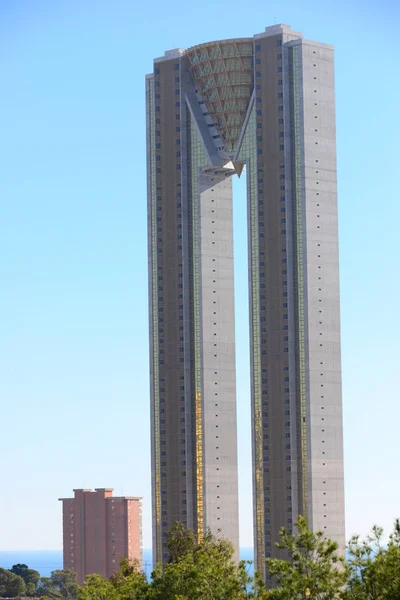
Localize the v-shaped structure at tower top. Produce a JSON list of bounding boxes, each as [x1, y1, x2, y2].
[[186, 39, 254, 154]]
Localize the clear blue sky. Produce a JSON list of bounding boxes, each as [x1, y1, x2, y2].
[[0, 0, 399, 551]]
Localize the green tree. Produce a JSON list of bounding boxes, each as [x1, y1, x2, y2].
[[50, 570, 79, 599], [26, 582, 37, 597], [78, 558, 150, 600], [150, 522, 261, 600], [0, 568, 12, 597], [6, 575, 27, 598], [345, 520, 400, 600], [38, 576, 62, 599], [78, 575, 118, 600], [382, 519, 400, 600], [38, 570, 78, 600], [22, 569, 40, 589], [10, 564, 40, 594], [0, 568, 14, 597], [9, 566, 29, 579], [247, 568, 271, 600], [166, 522, 198, 563], [0, 569, 27, 598], [109, 558, 150, 600], [266, 516, 347, 600]]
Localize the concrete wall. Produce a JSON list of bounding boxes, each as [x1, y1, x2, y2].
[[198, 170, 239, 558], [298, 39, 345, 552]]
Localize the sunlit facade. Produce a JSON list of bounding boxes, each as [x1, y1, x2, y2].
[[146, 24, 345, 577]]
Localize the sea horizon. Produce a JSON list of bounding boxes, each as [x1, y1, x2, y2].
[[0, 548, 255, 578]]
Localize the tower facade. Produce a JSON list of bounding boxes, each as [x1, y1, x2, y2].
[[146, 23, 345, 575]]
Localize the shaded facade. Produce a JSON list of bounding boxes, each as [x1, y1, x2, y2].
[[147, 23, 345, 577], [59, 489, 142, 583]]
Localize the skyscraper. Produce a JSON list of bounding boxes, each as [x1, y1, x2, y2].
[[59, 489, 142, 583], [146, 23, 345, 576]]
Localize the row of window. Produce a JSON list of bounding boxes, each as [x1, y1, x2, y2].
[[255, 39, 282, 53], [154, 63, 179, 77], [257, 50, 293, 505]]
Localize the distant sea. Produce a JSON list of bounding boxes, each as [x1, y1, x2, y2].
[[0, 549, 254, 579], [0, 551, 63, 578]]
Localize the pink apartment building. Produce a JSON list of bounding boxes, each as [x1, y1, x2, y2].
[[59, 488, 142, 584]]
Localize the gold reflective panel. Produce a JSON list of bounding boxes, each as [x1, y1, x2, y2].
[[195, 391, 204, 540], [188, 110, 208, 541]]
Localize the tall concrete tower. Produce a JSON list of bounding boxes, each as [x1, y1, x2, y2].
[[146, 24, 345, 576]]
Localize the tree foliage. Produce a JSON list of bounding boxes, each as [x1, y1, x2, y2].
[[151, 524, 244, 599], [109, 558, 150, 600], [9, 565, 40, 594], [79, 524, 267, 600], [2, 519, 400, 599], [0, 568, 27, 598], [79, 559, 149, 600], [6, 576, 27, 599], [9, 567, 28, 580], [152, 522, 270, 600], [38, 569, 79, 599], [345, 520, 400, 600], [78, 575, 119, 600], [266, 516, 347, 600]]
